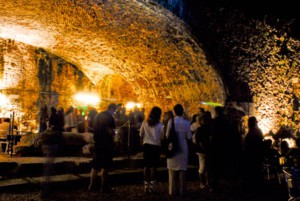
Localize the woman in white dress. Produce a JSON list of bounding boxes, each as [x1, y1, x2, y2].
[[139, 106, 164, 194], [166, 104, 192, 196]]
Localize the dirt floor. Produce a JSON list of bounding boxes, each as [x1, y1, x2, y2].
[[0, 178, 289, 201]]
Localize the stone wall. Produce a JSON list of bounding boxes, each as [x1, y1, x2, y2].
[[232, 22, 300, 134], [0, 0, 227, 118], [154, 0, 300, 133], [197, 11, 300, 134], [0, 39, 94, 131]]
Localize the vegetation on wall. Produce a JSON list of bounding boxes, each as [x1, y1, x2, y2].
[[156, 1, 300, 133], [221, 13, 300, 133]]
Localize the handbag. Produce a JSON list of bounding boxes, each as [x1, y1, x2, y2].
[[165, 118, 180, 158]]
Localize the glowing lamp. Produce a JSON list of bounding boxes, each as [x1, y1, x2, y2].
[[125, 102, 135, 110], [74, 92, 100, 106]]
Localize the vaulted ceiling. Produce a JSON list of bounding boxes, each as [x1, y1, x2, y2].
[[0, 0, 226, 111]]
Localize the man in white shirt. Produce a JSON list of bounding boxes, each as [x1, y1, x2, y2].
[[166, 104, 192, 196]]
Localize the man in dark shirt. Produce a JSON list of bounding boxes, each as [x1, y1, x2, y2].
[[89, 103, 116, 193]]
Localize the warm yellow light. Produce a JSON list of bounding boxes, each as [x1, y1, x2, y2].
[[0, 25, 52, 46], [283, 138, 296, 148], [125, 102, 142, 110], [0, 93, 9, 107], [263, 136, 275, 144], [258, 118, 275, 135], [125, 102, 135, 110], [74, 92, 100, 106]]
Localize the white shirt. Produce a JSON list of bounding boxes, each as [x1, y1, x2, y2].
[[139, 121, 164, 146], [166, 116, 192, 171]]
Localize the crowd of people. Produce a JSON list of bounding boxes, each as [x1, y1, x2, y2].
[[37, 104, 145, 135], [38, 105, 86, 133], [139, 104, 300, 197], [37, 102, 300, 198]]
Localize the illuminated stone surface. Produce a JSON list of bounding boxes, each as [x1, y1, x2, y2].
[[160, 1, 300, 134], [0, 0, 226, 118], [0, 39, 94, 125]]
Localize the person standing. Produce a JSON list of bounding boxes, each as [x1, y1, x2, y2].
[[48, 107, 58, 131], [166, 104, 192, 196], [210, 106, 231, 191], [64, 106, 76, 132], [139, 106, 165, 194], [163, 111, 174, 134], [190, 114, 200, 135], [243, 116, 264, 191], [194, 111, 213, 189], [89, 103, 117, 193], [87, 107, 98, 133], [38, 105, 49, 133], [56, 107, 65, 132]]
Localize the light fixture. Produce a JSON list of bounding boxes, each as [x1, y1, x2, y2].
[[125, 102, 142, 110], [74, 92, 100, 106]]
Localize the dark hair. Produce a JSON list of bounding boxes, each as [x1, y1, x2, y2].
[[108, 103, 117, 111], [191, 114, 198, 123], [200, 107, 205, 114], [65, 106, 74, 115], [4, 118, 10, 123], [51, 107, 57, 113], [174, 104, 184, 116], [165, 111, 174, 119], [248, 116, 258, 129], [147, 106, 162, 127], [94, 112, 111, 132], [264, 139, 273, 149], [203, 111, 212, 123], [215, 106, 224, 116], [280, 141, 289, 149]]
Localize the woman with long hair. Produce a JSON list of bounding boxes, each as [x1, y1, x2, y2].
[[139, 106, 164, 194]]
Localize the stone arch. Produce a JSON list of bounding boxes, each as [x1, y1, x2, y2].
[[0, 0, 226, 114]]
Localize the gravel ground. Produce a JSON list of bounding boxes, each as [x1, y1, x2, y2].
[[0, 179, 289, 201]]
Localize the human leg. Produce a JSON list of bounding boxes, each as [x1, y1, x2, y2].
[[143, 144, 151, 193], [149, 148, 160, 193], [168, 169, 178, 195], [199, 153, 207, 188], [100, 168, 110, 192], [149, 167, 159, 193], [89, 168, 99, 191], [144, 167, 151, 182], [144, 167, 151, 193], [178, 170, 187, 196]]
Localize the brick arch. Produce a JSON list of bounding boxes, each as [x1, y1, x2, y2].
[[0, 0, 226, 113]]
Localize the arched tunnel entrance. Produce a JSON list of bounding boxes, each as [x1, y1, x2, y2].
[[0, 0, 226, 129]]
